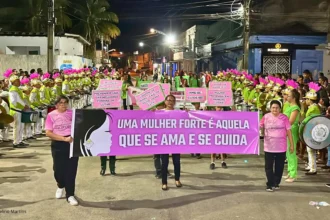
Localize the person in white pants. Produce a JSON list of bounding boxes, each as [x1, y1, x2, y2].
[[8, 75, 29, 148], [21, 84, 35, 141], [30, 79, 43, 136]]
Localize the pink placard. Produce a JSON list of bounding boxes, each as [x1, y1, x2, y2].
[[207, 90, 233, 106], [97, 80, 123, 90], [135, 85, 166, 110], [92, 90, 121, 108], [170, 91, 184, 102], [209, 81, 232, 91], [184, 88, 207, 103], [148, 83, 170, 96]]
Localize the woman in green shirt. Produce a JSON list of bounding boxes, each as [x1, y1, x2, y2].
[[283, 89, 301, 182]]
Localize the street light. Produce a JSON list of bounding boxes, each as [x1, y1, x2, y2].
[[150, 28, 155, 33], [150, 28, 166, 36], [165, 34, 176, 45], [120, 52, 123, 54], [139, 42, 144, 47]]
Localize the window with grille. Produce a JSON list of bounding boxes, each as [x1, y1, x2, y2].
[[263, 56, 290, 74]]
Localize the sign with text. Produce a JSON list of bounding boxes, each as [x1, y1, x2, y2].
[[148, 83, 170, 96], [135, 85, 166, 110], [209, 81, 232, 91], [207, 90, 233, 107], [139, 81, 151, 90], [97, 80, 123, 90], [92, 90, 121, 108], [184, 88, 207, 103], [70, 110, 259, 157]]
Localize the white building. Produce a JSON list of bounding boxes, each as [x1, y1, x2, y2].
[[0, 33, 89, 56], [0, 33, 93, 73]]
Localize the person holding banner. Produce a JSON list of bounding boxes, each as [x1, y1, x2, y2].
[[160, 94, 182, 190], [121, 73, 133, 110], [45, 95, 79, 206], [260, 100, 294, 192]]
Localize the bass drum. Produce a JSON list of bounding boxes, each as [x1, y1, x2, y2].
[[299, 115, 330, 150]]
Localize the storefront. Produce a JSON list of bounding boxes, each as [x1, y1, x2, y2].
[[262, 43, 292, 74]]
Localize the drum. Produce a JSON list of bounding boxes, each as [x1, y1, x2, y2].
[[299, 115, 330, 150], [47, 106, 56, 114], [39, 109, 48, 118], [21, 111, 38, 123]]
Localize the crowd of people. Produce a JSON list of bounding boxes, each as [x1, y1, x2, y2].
[[1, 66, 330, 206]]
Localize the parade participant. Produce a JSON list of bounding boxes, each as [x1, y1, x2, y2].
[[304, 82, 321, 175], [40, 73, 51, 106], [7, 72, 29, 148], [30, 76, 43, 136], [283, 87, 300, 183], [121, 72, 133, 110], [272, 78, 285, 103], [260, 100, 294, 192], [189, 74, 199, 88], [174, 72, 181, 90], [52, 73, 63, 100], [21, 79, 35, 141], [210, 106, 228, 170], [0, 91, 10, 143], [45, 95, 79, 206], [62, 71, 71, 96], [255, 78, 268, 118], [160, 94, 182, 191]]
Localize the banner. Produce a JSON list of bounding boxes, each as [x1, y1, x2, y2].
[[135, 85, 166, 110], [70, 110, 259, 157], [209, 81, 232, 91], [185, 88, 207, 103], [97, 80, 123, 90], [207, 90, 233, 107], [148, 83, 170, 96], [92, 90, 121, 109]]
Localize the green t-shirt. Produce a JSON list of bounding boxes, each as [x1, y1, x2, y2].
[[306, 104, 321, 118]]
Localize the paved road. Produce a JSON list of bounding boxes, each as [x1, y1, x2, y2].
[[0, 139, 330, 220]]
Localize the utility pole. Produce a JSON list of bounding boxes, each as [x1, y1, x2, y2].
[[242, 0, 250, 71], [47, 0, 55, 72]]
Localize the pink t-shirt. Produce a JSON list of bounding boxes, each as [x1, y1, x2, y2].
[[260, 113, 291, 153], [45, 110, 72, 136]]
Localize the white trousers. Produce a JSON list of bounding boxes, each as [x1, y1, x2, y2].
[[12, 112, 23, 145], [23, 123, 33, 139], [34, 116, 42, 135], [0, 125, 9, 141], [307, 147, 317, 172]]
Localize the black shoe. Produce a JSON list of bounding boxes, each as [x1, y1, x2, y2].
[[13, 144, 26, 148], [100, 169, 105, 176], [221, 162, 228, 169], [321, 165, 330, 169], [196, 155, 202, 159], [110, 171, 116, 175], [305, 171, 317, 175], [29, 136, 37, 140], [210, 163, 215, 170], [19, 142, 29, 147]]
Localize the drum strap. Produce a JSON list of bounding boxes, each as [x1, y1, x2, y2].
[[10, 108, 24, 113]]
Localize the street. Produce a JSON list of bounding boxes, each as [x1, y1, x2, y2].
[[0, 139, 330, 220]]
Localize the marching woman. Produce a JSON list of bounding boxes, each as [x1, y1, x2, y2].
[[283, 87, 301, 183], [160, 95, 182, 190], [45, 95, 79, 206], [260, 100, 294, 192]]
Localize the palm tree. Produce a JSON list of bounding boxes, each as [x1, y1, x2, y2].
[[0, 0, 71, 32], [71, 0, 120, 60]]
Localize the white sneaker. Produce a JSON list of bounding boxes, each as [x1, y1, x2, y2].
[[55, 188, 65, 199], [67, 196, 78, 206]]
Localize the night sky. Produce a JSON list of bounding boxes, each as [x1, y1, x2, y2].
[[110, 0, 242, 52]]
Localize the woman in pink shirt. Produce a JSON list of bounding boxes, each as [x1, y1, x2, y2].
[[260, 100, 294, 192], [45, 95, 79, 206]]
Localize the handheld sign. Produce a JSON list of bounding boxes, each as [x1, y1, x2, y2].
[[148, 83, 170, 96], [92, 90, 121, 108], [184, 88, 207, 103], [97, 80, 123, 90], [135, 85, 166, 110], [139, 81, 151, 90], [207, 90, 233, 107], [128, 87, 143, 106], [209, 81, 232, 91]]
